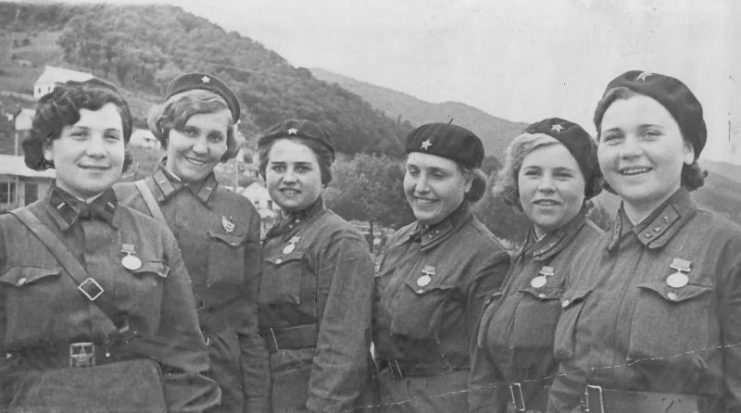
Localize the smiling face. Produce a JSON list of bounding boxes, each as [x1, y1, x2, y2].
[[265, 138, 323, 212], [598, 95, 694, 221], [518, 142, 586, 237], [165, 109, 230, 182], [403, 152, 471, 226], [45, 103, 125, 199]]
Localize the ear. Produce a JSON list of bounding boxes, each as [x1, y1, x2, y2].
[[683, 140, 695, 165]]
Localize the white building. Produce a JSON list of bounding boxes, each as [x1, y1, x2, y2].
[[34, 66, 94, 99], [0, 154, 55, 212]]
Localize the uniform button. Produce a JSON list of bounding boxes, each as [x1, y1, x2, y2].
[[561, 299, 571, 308], [538, 293, 546, 299], [5, 353, 11, 359], [17, 277, 27, 286], [667, 292, 679, 301], [427, 234, 434, 238], [416, 289, 424, 294], [435, 230, 440, 234], [276, 258, 283, 264]]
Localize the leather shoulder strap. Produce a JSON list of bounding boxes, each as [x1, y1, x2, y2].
[[10, 208, 125, 325], [135, 179, 167, 223]]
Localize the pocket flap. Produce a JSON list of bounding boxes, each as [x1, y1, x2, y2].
[[265, 250, 304, 266], [637, 281, 712, 303], [207, 230, 247, 247], [560, 288, 592, 309], [131, 261, 169, 278], [0, 266, 62, 287], [403, 275, 455, 296], [519, 286, 563, 301]]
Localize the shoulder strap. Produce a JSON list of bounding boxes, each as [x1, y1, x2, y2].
[[135, 179, 167, 223], [10, 208, 125, 326]]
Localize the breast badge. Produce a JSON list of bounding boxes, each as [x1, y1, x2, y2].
[[666, 258, 691, 288], [121, 243, 142, 271], [530, 266, 554, 289], [417, 265, 436, 287]]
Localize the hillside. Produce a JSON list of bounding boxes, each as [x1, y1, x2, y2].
[[0, 2, 412, 156], [311, 67, 529, 158]]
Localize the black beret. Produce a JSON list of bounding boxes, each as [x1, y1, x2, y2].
[[594, 70, 706, 159], [258, 119, 335, 156], [523, 117, 602, 199], [167, 73, 241, 121], [405, 123, 484, 168]]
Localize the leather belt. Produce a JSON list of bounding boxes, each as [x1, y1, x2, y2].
[[585, 384, 708, 413], [509, 381, 549, 412], [6, 342, 123, 369], [259, 324, 317, 353], [376, 358, 467, 380]]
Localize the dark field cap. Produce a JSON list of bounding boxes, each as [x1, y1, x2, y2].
[[594, 70, 706, 159], [258, 119, 335, 155], [166, 73, 241, 121], [523, 117, 601, 199], [405, 123, 484, 168]]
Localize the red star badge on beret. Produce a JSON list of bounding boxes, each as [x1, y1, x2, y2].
[[287, 128, 298, 136], [421, 139, 432, 150], [201, 76, 211, 84], [637, 72, 652, 82], [551, 124, 564, 133]]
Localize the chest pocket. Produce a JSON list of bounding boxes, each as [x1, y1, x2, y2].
[[553, 288, 592, 361], [388, 275, 457, 340], [628, 280, 715, 360], [0, 266, 63, 341], [509, 286, 564, 349], [259, 251, 305, 306], [207, 230, 247, 287]]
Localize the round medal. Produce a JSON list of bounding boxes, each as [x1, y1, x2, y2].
[[530, 276, 547, 289], [122, 254, 142, 271], [666, 271, 689, 288], [417, 275, 431, 287], [283, 243, 296, 254]]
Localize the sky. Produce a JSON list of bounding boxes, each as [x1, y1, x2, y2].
[[50, 0, 741, 164]]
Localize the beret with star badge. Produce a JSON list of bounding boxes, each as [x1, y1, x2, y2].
[[405, 123, 485, 168], [166, 73, 241, 122], [258, 119, 335, 156]]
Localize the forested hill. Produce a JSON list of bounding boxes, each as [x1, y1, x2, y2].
[[0, 2, 411, 155]]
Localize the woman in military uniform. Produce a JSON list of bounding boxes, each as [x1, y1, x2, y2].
[[257, 119, 375, 412], [468, 118, 603, 413], [115, 73, 268, 412], [547, 71, 741, 412], [372, 123, 510, 412], [0, 79, 219, 412]]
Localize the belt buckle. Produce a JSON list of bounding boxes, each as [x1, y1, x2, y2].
[[585, 384, 605, 413], [69, 342, 95, 368], [509, 382, 526, 412], [78, 278, 104, 301]]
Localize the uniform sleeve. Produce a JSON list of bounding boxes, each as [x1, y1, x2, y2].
[[464, 248, 510, 350], [131, 228, 221, 413], [468, 299, 509, 413], [719, 238, 741, 411], [305, 231, 375, 413], [238, 206, 270, 413]]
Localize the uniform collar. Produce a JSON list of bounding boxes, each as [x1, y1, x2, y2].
[[516, 212, 587, 262], [267, 197, 326, 240], [151, 161, 218, 203], [45, 185, 119, 231], [408, 202, 472, 250], [607, 188, 697, 252]]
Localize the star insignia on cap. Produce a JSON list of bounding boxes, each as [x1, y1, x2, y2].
[[551, 124, 564, 133], [636, 72, 652, 82], [287, 128, 298, 136], [421, 139, 432, 150], [201, 76, 211, 84]]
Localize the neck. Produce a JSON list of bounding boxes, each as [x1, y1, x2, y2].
[[622, 189, 679, 225]]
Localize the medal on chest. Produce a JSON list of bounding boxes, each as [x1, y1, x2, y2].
[[121, 243, 142, 271], [417, 265, 436, 287], [666, 258, 691, 288], [530, 265, 554, 289], [283, 236, 301, 254], [221, 216, 235, 234]]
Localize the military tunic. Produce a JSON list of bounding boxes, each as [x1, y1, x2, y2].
[[468, 214, 602, 413], [373, 203, 510, 412], [0, 186, 219, 412], [258, 198, 375, 413], [115, 164, 269, 413], [548, 189, 741, 412]]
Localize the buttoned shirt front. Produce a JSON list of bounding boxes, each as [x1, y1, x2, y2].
[[548, 189, 741, 412], [469, 213, 602, 413], [0, 186, 218, 412]]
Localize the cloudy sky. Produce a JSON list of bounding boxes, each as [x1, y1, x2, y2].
[[56, 0, 741, 163]]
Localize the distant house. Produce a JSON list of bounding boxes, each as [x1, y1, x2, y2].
[[0, 154, 55, 212], [34, 66, 94, 99], [129, 128, 161, 149], [13, 108, 35, 156]]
